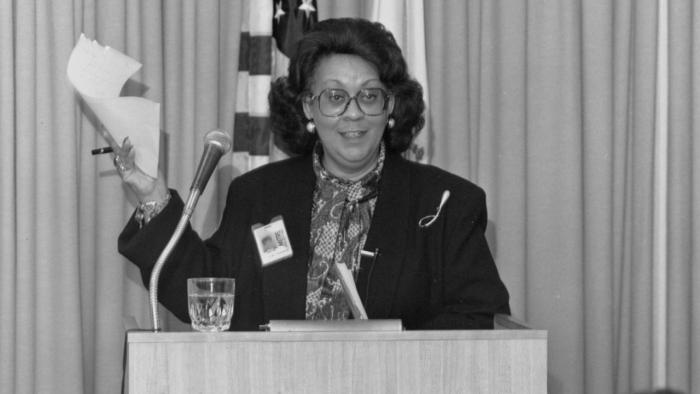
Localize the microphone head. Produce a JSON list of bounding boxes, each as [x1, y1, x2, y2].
[[204, 129, 232, 153]]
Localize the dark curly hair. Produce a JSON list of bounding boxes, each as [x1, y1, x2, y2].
[[269, 18, 425, 155]]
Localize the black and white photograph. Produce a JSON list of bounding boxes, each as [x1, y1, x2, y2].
[[0, 0, 697, 393]]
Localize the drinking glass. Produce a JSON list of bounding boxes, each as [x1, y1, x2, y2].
[[187, 277, 235, 332]]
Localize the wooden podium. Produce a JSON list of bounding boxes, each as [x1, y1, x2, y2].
[[126, 318, 546, 393]]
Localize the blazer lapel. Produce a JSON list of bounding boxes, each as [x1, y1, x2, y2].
[[356, 153, 411, 318], [260, 156, 315, 320]]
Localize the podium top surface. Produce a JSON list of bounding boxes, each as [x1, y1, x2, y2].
[[127, 329, 547, 344]]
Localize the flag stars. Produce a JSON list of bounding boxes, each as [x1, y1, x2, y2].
[[274, 1, 286, 22], [298, 0, 316, 19]]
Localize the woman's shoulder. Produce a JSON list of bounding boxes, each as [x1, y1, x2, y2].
[[390, 156, 489, 224], [392, 155, 485, 198]]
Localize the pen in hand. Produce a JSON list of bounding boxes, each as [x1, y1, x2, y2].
[[91, 146, 114, 155]]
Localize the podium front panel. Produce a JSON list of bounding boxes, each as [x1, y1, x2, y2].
[[127, 330, 546, 393]]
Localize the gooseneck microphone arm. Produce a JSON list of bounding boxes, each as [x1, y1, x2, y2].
[[148, 130, 232, 332], [148, 213, 191, 332]]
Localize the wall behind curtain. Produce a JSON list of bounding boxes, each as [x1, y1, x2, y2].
[[668, 0, 700, 391]]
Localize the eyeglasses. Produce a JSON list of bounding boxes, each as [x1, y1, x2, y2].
[[307, 88, 391, 117]]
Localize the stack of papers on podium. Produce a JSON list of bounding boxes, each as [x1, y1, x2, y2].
[[261, 320, 403, 332]]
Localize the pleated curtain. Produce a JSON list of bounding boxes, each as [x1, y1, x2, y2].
[[0, 1, 698, 393]]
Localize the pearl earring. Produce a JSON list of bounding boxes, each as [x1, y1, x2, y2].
[[387, 118, 395, 129], [306, 121, 316, 133]]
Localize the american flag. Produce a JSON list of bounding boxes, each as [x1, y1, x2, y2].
[[233, 0, 317, 175]]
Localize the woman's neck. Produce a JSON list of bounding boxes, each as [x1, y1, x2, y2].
[[322, 155, 378, 181]]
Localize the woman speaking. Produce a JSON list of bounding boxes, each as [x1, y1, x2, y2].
[[115, 18, 510, 330]]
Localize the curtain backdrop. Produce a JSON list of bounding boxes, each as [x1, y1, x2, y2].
[[425, 1, 660, 392], [0, 1, 243, 393], [0, 1, 697, 393], [423, 1, 697, 393]]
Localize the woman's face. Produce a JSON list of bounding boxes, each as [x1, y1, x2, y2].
[[303, 54, 393, 180]]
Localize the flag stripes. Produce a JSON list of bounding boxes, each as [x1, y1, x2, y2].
[[233, 0, 274, 172], [233, 0, 316, 174]]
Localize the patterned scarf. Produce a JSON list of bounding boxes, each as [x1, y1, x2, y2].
[[305, 142, 385, 320]]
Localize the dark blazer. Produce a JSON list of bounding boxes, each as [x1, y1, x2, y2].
[[119, 153, 510, 330]]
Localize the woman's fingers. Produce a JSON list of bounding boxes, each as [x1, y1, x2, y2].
[[113, 137, 135, 175], [111, 137, 163, 200]]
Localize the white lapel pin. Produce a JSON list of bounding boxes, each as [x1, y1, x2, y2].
[[418, 190, 450, 229]]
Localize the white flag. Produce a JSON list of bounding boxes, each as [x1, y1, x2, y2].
[[370, 0, 431, 163]]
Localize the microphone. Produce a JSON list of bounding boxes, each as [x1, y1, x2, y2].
[[183, 130, 232, 216], [148, 129, 231, 331]]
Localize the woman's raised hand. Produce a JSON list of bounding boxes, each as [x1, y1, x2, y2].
[[112, 137, 169, 203]]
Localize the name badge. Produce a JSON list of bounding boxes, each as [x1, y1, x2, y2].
[[251, 215, 293, 266]]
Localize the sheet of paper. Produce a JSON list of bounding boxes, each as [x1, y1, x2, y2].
[[333, 263, 369, 319], [67, 34, 160, 178]]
